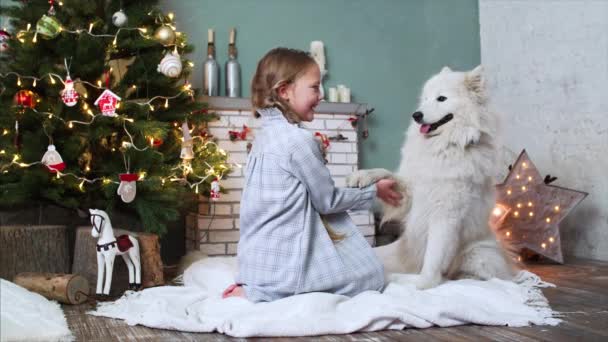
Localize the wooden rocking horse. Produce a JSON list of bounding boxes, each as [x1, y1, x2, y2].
[[90, 209, 141, 296]]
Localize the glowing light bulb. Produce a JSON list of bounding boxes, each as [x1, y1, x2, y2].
[[528, 176, 533, 181], [17, 77, 21, 86], [522, 162, 528, 168], [554, 205, 560, 212], [541, 243, 547, 249], [527, 202, 533, 207], [521, 186, 527, 191], [549, 237, 555, 243], [68, 122, 73, 128], [168, 13, 174, 20], [505, 231, 511, 237], [507, 189, 512, 195], [97, 80, 102, 87], [79, 181, 85, 191], [492, 207, 502, 216], [546, 217, 551, 223], [50, 75, 56, 84], [33, 79, 37, 87], [516, 174, 520, 179], [513, 211, 519, 217], [89, 23, 94, 33], [528, 211, 534, 217], [164, 99, 169, 108], [516, 203, 522, 208], [32, 32, 38, 43]]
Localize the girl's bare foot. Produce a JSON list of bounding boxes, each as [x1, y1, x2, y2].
[[222, 284, 247, 299]]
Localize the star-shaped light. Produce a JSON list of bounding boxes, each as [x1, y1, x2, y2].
[[494, 150, 587, 263]]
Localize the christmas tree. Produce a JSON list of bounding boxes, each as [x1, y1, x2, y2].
[[0, 0, 231, 235]]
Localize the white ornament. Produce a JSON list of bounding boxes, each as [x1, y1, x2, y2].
[[117, 173, 138, 203], [157, 51, 182, 78], [90, 209, 141, 296], [111, 10, 128, 27], [61, 76, 79, 107], [210, 178, 220, 201], [180, 121, 194, 160], [41, 144, 65, 173]]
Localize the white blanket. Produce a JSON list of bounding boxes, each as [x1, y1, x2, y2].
[[1, 279, 74, 342], [89, 257, 560, 337]]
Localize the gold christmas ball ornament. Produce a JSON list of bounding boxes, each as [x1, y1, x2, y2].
[[154, 25, 176, 46]]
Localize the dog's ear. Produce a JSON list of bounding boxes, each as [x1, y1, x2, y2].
[[440, 66, 452, 74], [465, 65, 485, 103]]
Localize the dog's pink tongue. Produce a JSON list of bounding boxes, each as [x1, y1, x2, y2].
[[420, 124, 431, 134]]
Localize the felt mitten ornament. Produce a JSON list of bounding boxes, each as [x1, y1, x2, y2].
[[41, 144, 65, 173], [117, 173, 138, 203]]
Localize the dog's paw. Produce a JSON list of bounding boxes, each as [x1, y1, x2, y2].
[[346, 170, 376, 188], [463, 127, 481, 146]]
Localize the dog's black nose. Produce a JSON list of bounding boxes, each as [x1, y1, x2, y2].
[[412, 111, 423, 123]]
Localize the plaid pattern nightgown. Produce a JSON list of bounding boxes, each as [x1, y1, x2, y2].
[[235, 107, 384, 303]]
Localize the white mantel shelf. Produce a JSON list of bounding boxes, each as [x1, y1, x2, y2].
[[201, 96, 369, 115]]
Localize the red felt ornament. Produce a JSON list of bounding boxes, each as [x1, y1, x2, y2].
[[94, 89, 121, 117], [228, 125, 250, 141], [61, 76, 79, 107], [13, 90, 38, 108]]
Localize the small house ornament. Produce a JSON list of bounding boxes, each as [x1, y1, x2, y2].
[[94, 89, 121, 117]]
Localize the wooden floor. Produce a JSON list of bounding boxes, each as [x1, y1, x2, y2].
[[63, 258, 608, 341]]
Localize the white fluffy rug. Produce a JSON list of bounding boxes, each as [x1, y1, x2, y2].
[[1, 279, 73, 342], [90, 257, 560, 338]]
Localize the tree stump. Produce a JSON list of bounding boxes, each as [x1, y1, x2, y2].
[[138, 232, 164, 288], [13, 272, 90, 304], [0, 225, 70, 280]]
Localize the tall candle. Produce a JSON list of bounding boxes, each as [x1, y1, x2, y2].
[[310, 41, 326, 72]]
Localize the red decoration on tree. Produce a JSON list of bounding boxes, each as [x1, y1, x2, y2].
[[94, 89, 121, 117], [228, 125, 250, 141], [61, 76, 79, 107], [13, 90, 38, 108]]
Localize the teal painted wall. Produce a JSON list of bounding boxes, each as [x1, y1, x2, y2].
[[160, 0, 480, 170]]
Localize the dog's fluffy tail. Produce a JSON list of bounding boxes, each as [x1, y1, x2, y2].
[[175, 251, 208, 281]]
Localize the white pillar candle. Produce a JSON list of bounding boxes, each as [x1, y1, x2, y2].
[[338, 87, 351, 103], [328, 87, 338, 102]]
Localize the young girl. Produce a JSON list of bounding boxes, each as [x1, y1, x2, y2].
[[223, 48, 402, 302]]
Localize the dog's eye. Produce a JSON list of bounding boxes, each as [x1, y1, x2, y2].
[[437, 96, 447, 102]]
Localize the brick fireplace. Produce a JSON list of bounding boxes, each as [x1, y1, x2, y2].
[[185, 97, 376, 256]]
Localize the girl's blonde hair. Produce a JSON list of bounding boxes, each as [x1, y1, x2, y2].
[[251, 47, 317, 124]]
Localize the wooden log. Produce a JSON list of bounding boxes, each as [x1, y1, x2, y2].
[[138, 232, 164, 288], [0, 225, 70, 280], [13, 272, 90, 304]]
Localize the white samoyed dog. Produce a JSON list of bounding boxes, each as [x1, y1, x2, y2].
[[347, 66, 515, 290]]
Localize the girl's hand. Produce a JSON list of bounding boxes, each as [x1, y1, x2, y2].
[[376, 179, 403, 207]]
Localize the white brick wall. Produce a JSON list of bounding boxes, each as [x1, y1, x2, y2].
[[186, 108, 376, 256]]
